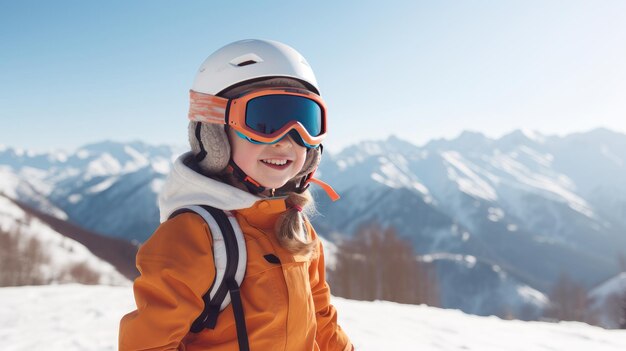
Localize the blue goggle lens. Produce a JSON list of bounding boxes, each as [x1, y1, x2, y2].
[[245, 95, 323, 137]]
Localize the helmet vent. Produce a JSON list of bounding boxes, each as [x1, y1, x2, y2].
[[237, 60, 257, 67], [230, 53, 264, 67]]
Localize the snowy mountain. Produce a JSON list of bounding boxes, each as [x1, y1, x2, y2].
[[0, 141, 185, 241], [313, 128, 626, 320], [2, 129, 625, 321], [1, 284, 625, 351]]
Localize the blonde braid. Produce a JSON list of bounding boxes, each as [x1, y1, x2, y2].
[[275, 190, 317, 258]]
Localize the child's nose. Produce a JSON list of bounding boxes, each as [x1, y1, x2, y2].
[[273, 134, 294, 147]]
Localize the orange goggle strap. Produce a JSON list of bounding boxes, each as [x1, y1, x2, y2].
[[307, 177, 340, 202], [189, 90, 229, 124], [297, 165, 340, 202], [189, 91, 228, 162]]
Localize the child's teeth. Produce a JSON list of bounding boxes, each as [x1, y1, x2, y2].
[[263, 159, 287, 165]]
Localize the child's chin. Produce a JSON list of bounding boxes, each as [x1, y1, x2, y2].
[[260, 179, 290, 190]]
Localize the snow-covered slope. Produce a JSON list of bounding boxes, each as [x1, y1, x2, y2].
[[1, 284, 625, 351], [0, 166, 68, 220], [589, 272, 626, 328], [0, 194, 129, 286]]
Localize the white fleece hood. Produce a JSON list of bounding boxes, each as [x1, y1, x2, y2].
[[158, 152, 261, 222]]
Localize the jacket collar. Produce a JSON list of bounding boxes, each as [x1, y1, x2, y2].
[[158, 152, 289, 224]]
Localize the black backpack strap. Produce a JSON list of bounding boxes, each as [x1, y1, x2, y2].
[[227, 277, 250, 351], [168, 205, 249, 351]]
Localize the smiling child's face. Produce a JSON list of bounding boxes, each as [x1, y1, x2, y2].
[[228, 128, 307, 192]]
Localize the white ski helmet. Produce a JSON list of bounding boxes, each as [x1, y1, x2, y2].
[[191, 39, 320, 95], [188, 39, 324, 195]]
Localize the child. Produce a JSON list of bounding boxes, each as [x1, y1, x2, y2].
[[119, 39, 354, 351]]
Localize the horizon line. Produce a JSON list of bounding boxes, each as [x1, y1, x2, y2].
[[1, 125, 624, 156]]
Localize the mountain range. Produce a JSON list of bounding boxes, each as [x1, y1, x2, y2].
[[1, 128, 625, 325]]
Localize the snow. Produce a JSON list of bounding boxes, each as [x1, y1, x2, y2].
[[371, 156, 431, 195], [150, 178, 165, 193], [589, 272, 626, 328], [337, 140, 391, 169], [361, 141, 384, 155], [26, 219, 127, 285], [520, 128, 546, 143], [516, 285, 549, 305], [489, 152, 595, 218], [442, 151, 498, 201], [461, 231, 470, 241], [517, 145, 553, 167], [68, 194, 82, 204], [590, 272, 626, 301], [18, 167, 51, 193], [487, 207, 504, 222], [0, 196, 129, 286], [48, 151, 68, 163], [464, 255, 477, 268], [1, 284, 625, 351], [86, 177, 118, 194], [319, 235, 338, 270], [600, 145, 624, 167], [0, 169, 68, 220], [0, 167, 20, 199], [336, 159, 348, 171], [85, 153, 122, 179], [151, 157, 171, 174], [420, 253, 478, 269], [0, 195, 25, 220], [76, 149, 90, 159], [122, 146, 149, 172]]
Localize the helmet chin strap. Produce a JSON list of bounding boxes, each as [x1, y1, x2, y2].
[[194, 123, 208, 162], [227, 159, 267, 194]]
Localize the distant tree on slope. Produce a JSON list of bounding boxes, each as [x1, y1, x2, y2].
[[617, 253, 626, 329], [0, 226, 49, 286], [544, 272, 590, 323], [330, 222, 439, 306], [619, 291, 626, 329], [0, 224, 102, 286]]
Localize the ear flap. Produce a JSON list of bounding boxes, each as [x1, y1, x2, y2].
[[188, 121, 231, 174]]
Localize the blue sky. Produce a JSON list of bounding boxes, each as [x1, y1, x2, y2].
[[1, 1, 626, 153]]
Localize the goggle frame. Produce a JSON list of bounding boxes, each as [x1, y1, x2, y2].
[[188, 88, 327, 147]]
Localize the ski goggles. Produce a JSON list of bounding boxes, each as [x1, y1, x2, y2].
[[188, 88, 327, 148]]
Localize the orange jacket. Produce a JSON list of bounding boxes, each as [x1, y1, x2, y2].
[[119, 154, 352, 351]]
